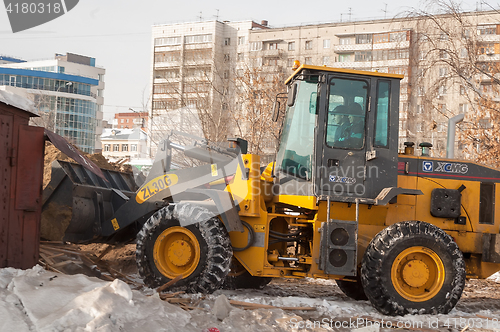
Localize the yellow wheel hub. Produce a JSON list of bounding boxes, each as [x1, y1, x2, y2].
[[153, 226, 200, 279], [391, 246, 445, 302]]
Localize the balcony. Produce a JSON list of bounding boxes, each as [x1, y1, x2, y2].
[[477, 34, 500, 42], [154, 61, 181, 69], [333, 41, 410, 53]]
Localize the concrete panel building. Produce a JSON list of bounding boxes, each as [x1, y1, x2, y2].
[[151, 11, 500, 158]]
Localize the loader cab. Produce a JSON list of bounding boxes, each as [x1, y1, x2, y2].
[[275, 65, 403, 201]]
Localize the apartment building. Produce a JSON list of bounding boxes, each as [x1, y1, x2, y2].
[[150, 20, 269, 157], [151, 11, 500, 158], [0, 53, 105, 153]]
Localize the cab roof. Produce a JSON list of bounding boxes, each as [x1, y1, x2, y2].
[[285, 64, 404, 84]]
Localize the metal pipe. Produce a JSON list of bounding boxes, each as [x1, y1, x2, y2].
[[327, 196, 331, 222], [278, 257, 299, 261], [169, 142, 185, 151], [355, 198, 360, 222], [446, 113, 465, 159]]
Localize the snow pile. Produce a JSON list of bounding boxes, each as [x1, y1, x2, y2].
[[0, 267, 302, 332], [0, 266, 194, 331], [487, 271, 500, 283]]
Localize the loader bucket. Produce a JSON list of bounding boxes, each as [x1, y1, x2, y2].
[[41, 160, 138, 243]]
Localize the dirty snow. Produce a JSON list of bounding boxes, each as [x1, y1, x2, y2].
[[2, 266, 500, 332]]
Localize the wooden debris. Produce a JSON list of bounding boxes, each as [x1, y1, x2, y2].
[[95, 245, 113, 263], [157, 274, 183, 293], [229, 300, 315, 311]]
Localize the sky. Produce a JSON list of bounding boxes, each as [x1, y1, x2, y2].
[[0, 0, 488, 120]]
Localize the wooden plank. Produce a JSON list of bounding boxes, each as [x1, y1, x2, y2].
[[229, 300, 315, 311], [157, 274, 183, 293], [39, 252, 56, 265], [95, 245, 113, 263]]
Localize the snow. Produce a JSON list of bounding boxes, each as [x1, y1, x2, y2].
[[0, 89, 37, 116], [2, 266, 500, 331], [487, 271, 500, 283]]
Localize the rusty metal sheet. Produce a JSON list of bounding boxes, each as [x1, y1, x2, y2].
[[15, 125, 44, 211], [0, 113, 13, 267], [44, 129, 107, 181]]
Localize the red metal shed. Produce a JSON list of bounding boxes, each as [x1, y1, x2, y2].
[[0, 90, 44, 269]]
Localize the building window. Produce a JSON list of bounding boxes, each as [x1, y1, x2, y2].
[[237, 53, 244, 61], [416, 105, 424, 114], [478, 24, 497, 35], [224, 54, 230, 62], [120, 119, 124, 123], [104, 144, 110, 152], [126, 119, 129, 123], [304, 57, 312, 65], [438, 85, 447, 95], [223, 71, 229, 79], [459, 103, 468, 113], [287, 58, 294, 67], [238, 36, 245, 45], [356, 34, 372, 44], [250, 41, 262, 51], [268, 42, 278, 50], [339, 37, 351, 45], [339, 54, 351, 62], [323, 39, 330, 48], [460, 85, 466, 95], [224, 38, 230, 46], [113, 144, 120, 152], [440, 33, 449, 41], [288, 41, 295, 51], [266, 58, 279, 66], [416, 123, 423, 132], [439, 67, 448, 77], [439, 50, 448, 59], [322, 56, 330, 65], [122, 144, 128, 152], [418, 86, 424, 96], [131, 144, 137, 152], [305, 40, 312, 50], [437, 123, 446, 132]]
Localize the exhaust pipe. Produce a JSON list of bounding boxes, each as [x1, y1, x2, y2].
[[446, 114, 465, 159]]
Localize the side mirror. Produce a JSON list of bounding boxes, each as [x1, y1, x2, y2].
[[287, 83, 298, 107], [272, 100, 280, 122], [272, 93, 288, 122]]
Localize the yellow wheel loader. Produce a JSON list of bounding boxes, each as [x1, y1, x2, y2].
[[43, 64, 500, 316]]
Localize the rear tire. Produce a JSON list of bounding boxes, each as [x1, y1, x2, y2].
[[361, 220, 465, 315], [136, 204, 232, 293]]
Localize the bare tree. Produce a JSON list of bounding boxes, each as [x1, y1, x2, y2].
[[405, 0, 500, 162]]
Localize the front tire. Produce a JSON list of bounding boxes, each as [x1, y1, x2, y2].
[[136, 204, 232, 293], [223, 259, 272, 289], [361, 221, 465, 315]]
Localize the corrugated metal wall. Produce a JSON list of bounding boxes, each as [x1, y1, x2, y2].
[[0, 103, 44, 269]]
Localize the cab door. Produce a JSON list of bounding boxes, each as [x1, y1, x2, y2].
[[314, 75, 399, 200]]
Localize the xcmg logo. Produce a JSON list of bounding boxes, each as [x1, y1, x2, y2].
[[422, 161, 469, 174], [3, 0, 79, 33]]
